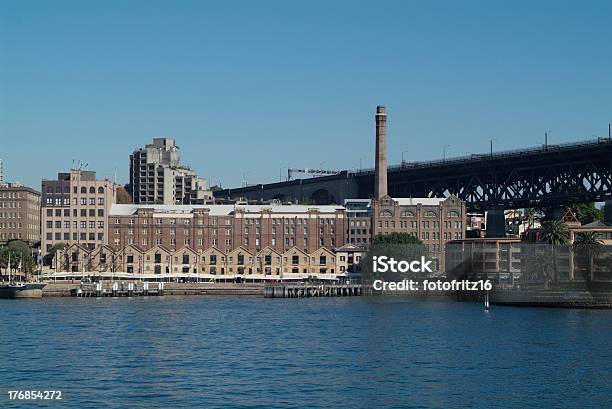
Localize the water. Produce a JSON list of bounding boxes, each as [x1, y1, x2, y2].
[[1, 296, 610, 409]]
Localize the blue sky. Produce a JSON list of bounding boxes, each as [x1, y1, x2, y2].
[[1, 0, 611, 190]]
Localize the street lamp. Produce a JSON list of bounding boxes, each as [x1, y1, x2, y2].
[[359, 156, 366, 172]]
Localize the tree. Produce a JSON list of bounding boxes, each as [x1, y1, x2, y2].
[[574, 232, 604, 281], [43, 243, 67, 266], [373, 232, 426, 245], [362, 233, 431, 282], [525, 247, 555, 287], [7, 240, 31, 255], [570, 203, 603, 224], [540, 220, 569, 245], [540, 220, 569, 283]]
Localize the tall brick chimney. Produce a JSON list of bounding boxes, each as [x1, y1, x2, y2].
[[375, 105, 388, 199]]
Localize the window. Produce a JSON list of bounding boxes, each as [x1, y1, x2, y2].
[[424, 211, 437, 217], [380, 210, 393, 217], [446, 211, 460, 218], [401, 210, 414, 217], [292, 255, 299, 265], [182, 254, 189, 264]]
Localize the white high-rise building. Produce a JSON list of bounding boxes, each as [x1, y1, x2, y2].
[[129, 138, 212, 205]]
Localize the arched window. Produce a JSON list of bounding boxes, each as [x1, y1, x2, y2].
[[400, 210, 415, 218], [446, 211, 460, 218], [380, 210, 393, 218], [89, 186, 96, 194], [80, 187, 87, 194], [423, 211, 437, 217], [98, 186, 104, 194]]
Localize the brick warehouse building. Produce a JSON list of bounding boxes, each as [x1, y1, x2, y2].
[[108, 203, 346, 255]]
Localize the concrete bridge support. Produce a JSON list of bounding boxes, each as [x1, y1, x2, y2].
[[604, 201, 612, 224]]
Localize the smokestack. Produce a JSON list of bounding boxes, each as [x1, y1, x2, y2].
[[375, 105, 388, 200]]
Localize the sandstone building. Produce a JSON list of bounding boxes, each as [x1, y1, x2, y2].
[[41, 170, 117, 254], [0, 182, 41, 245]]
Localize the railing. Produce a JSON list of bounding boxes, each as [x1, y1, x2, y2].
[[354, 137, 612, 175]]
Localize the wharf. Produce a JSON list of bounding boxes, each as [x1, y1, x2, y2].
[[264, 283, 367, 298]]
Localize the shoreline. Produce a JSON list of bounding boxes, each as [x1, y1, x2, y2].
[[41, 282, 266, 297], [31, 281, 612, 309]]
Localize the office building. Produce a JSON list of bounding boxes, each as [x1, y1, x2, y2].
[[0, 182, 41, 245], [41, 170, 117, 254]]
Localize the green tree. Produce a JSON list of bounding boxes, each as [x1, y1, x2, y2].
[[540, 220, 569, 283], [43, 242, 67, 266], [373, 232, 426, 245], [570, 203, 603, 223], [7, 240, 31, 255], [362, 233, 430, 282], [525, 248, 555, 287], [574, 232, 604, 281]]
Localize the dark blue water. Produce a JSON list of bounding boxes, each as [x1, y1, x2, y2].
[[1, 296, 610, 408]]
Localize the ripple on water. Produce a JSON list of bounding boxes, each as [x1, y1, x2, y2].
[[0, 297, 611, 409]]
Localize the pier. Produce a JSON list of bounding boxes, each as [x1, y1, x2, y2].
[[73, 282, 165, 297], [264, 283, 366, 298]]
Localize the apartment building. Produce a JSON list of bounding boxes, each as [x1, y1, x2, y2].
[[41, 170, 117, 254], [0, 183, 41, 245], [129, 138, 212, 205]]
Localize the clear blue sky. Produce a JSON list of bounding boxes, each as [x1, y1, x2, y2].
[[1, 0, 611, 190]]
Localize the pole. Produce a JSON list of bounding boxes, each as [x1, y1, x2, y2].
[[609, 123, 611, 140], [490, 139, 493, 156]]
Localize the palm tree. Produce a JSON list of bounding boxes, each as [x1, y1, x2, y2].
[[574, 232, 604, 281], [526, 248, 555, 287], [540, 220, 569, 283]]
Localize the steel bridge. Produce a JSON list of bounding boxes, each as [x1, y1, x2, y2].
[[214, 138, 612, 211]]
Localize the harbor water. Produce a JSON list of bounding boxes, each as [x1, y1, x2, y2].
[[1, 296, 610, 408]]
